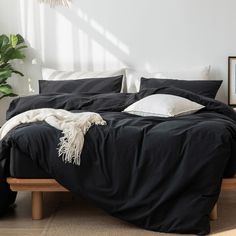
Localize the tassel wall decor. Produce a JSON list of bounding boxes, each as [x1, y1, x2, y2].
[[38, 0, 71, 7]]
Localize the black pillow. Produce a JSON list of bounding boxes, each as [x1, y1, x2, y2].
[[39, 75, 123, 94], [140, 78, 222, 98]]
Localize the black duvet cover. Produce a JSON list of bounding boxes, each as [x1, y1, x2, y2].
[[1, 87, 236, 235]]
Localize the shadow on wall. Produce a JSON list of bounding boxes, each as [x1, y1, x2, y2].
[[0, 0, 230, 125], [1, 0, 228, 103], [56, 3, 131, 70], [0, 0, 134, 125], [11, 0, 135, 97]]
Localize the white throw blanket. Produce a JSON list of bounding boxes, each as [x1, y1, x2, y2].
[[0, 108, 106, 165]]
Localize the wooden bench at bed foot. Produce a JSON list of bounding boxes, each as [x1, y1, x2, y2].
[[6, 176, 236, 220], [7, 178, 68, 220]]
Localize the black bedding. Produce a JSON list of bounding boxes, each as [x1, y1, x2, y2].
[[10, 146, 50, 178], [1, 87, 236, 235]]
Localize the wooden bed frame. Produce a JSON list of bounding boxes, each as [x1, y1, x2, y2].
[[6, 176, 236, 221]]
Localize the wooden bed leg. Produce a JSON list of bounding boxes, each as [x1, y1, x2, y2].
[[32, 191, 43, 220], [210, 204, 217, 220]]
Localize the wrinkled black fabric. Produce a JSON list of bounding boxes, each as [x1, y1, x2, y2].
[[140, 78, 222, 98], [39, 75, 123, 94], [1, 87, 236, 235]]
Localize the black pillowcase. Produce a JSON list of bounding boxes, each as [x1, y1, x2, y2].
[[39, 75, 123, 94], [140, 77, 222, 98]]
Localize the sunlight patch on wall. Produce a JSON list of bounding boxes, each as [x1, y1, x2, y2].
[[28, 78, 35, 93], [90, 19, 104, 35], [62, 5, 128, 70], [26, 0, 37, 48], [19, 0, 26, 36], [91, 40, 105, 71], [76, 7, 88, 22], [14, 0, 130, 95], [39, 4, 46, 62], [55, 13, 74, 70], [90, 18, 130, 55], [77, 29, 89, 70]]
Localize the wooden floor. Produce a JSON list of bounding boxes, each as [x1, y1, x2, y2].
[[0, 191, 236, 236]]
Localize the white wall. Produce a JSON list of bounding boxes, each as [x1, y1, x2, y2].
[[1, 0, 236, 124]]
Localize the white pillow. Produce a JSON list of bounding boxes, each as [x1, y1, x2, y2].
[[123, 94, 204, 118], [42, 67, 126, 92], [125, 66, 211, 93]]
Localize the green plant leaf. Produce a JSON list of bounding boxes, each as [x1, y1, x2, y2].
[[16, 45, 27, 50], [10, 35, 18, 48], [16, 34, 25, 44], [12, 70, 24, 76], [0, 44, 12, 60], [0, 78, 8, 84], [0, 62, 12, 69], [4, 48, 25, 62], [0, 92, 17, 99], [0, 70, 11, 79], [1, 47, 13, 63], [0, 35, 9, 49], [13, 50, 25, 60], [0, 84, 14, 95], [0, 33, 26, 98]]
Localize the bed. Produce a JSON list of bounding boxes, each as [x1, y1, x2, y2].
[[6, 148, 236, 221], [9, 144, 236, 221], [1, 74, 236, 235]]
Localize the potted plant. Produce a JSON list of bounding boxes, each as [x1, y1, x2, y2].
[[0, 34, 27, 100]]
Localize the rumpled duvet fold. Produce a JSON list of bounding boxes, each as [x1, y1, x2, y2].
[[0, 108, 106, 165]]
